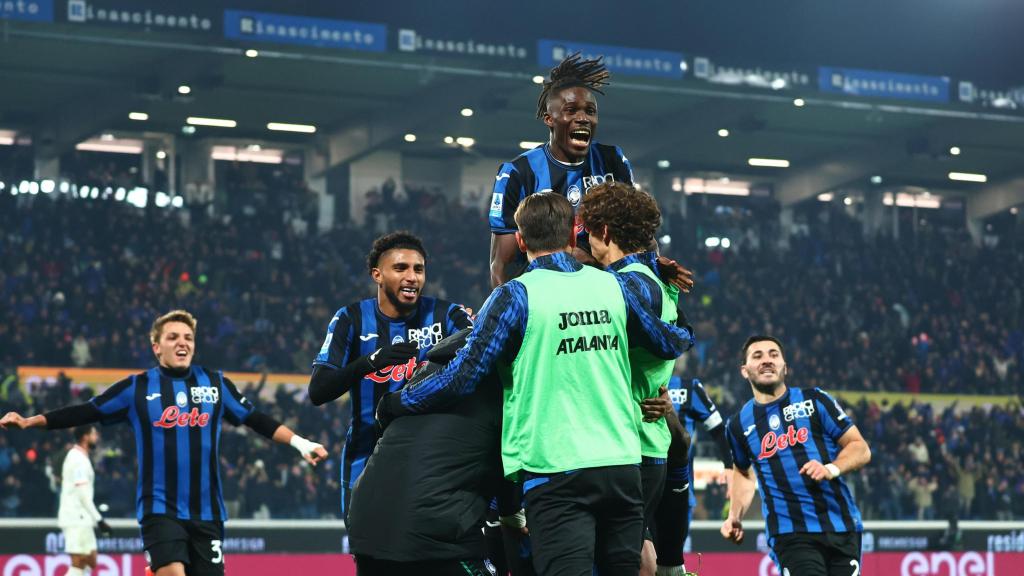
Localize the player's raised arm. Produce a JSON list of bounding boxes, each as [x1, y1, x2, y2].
[[221, 375, 327, 466], [0, 412, 47, 429], [380, 282, 525, 420], [2, 377, 135, 431], [617, 274, 695, 360]]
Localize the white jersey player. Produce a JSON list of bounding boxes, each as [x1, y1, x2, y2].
[[58, 425, 111, 576]]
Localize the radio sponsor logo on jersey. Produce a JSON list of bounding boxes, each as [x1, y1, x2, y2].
[[191, 386, 220, 405], [408, 322, 443, 349], [782, 399, 815, 421], [582, 173, 616, 192], [668, 388, 688, 408]]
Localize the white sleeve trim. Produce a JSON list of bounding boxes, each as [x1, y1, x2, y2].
[[702, 411, 723, 430]]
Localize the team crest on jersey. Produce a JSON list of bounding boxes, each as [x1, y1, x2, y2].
[[489, 193, 503, 217], [391, 335, 405, 345], [408, 322, 443, 349], [783, 400, 815, 421], [176, 391, 188, 407], [190, 386, 220, 405], [567, 184, 582, 206], [769, 413, 781, 430]]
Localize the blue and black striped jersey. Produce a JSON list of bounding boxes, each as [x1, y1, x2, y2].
[[312, 296, 472, 507], [89, 366, 253, 522], [725, 387, 863, 540], [668, 376, 725, 507], [489, 142, 633, 236]]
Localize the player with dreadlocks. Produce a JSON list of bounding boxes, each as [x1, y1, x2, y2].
[[483, 53, 695, 576], [489, 53, 693, 292]]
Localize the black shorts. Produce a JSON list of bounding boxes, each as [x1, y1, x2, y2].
[[141, 515, 225, 576], [773, 531, 862, 576], [522, 465, 643, 576], [640, 459, 666, 541]]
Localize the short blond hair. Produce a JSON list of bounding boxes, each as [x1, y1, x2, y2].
[[150, 310, 197, 344]]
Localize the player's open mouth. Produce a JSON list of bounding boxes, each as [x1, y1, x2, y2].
[[175, 350, 189, 358], [400, 287, 418, 298], [759, 368, 776, 375], [569, 129, 591, 146]]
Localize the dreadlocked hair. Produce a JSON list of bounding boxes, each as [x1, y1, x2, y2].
[[536, 52, 610, 119]]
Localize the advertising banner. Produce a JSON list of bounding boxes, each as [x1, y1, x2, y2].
[[2, 552, 1022, 575], [691, 55, 813, 92], [223, 10, 386, 53], [819, 65, 950, 103], [61, 0, 216, 33], [0, 0, 53, 22], [538, 39, 685, 80], [0, 554, 354, 576]]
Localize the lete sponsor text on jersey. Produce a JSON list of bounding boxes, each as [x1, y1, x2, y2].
[[366, 357, 428, 384], [153, 406, 210, 429], [758, 425, 809, 460]]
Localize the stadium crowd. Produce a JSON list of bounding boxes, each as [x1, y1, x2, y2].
[[2, 370, 1021, 521], [1, 156, 1021, 521]]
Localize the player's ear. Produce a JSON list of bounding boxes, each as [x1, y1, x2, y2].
[[739, 365, 750, 380], [370, 267, 383, 285], [543, 111, 554, 130], [515, 231, 528, 254], [151, 341, 160, 357]]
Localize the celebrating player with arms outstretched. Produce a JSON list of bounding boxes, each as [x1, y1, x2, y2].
[[2, 310, 327, 576], [722, 336, 871, 576]]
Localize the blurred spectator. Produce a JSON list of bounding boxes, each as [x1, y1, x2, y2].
[[909, 474, 938, 520]]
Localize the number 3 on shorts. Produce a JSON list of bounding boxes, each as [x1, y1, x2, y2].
[[211, 539, 223, 564], [849, 559, 860, 576]]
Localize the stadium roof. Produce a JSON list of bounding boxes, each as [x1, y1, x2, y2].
[[1, 7, 1022, 214]]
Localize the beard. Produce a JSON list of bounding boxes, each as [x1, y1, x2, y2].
[[384, 286, 418, 315], [751, 379, 784, 396]]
